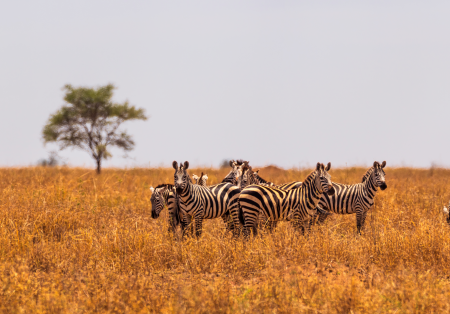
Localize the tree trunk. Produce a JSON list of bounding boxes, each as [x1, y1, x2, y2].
[[96, 159, 101, 174]]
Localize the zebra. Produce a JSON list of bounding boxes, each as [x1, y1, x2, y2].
[[222, 159, 247, 185], [237, 163, 302, 190], [150, 184, 182, 233], [312, 161, 387, 234], [443, 202, 450, 226], [173, 161, 241, 238], [239, 162, 335, 237], [193, 172, 209, 186], [236, 163, 303, 230]]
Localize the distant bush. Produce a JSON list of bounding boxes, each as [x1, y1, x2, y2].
[[219, 159, 230, 169], [37, 151, 64, 167]]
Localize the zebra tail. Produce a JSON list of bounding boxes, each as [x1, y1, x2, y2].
[[238, 201, 245, 226]]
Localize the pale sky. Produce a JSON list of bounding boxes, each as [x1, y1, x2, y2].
[[1, 1, 449, 169]]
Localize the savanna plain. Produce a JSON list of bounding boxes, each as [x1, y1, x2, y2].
[[1, 166, 450, 313]]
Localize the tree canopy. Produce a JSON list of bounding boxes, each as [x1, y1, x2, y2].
[[42, 84, 147, 173]]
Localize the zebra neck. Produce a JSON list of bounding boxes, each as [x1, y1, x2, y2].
[[178, 182, 194, 200], [162, 190, 170, 207], [363, 174, 378, 198], [300, 174, 322, 207]]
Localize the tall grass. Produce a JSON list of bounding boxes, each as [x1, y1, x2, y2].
[[1, 166, 450, 313]]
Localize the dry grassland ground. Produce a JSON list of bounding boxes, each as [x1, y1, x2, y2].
[[1, 166, 450, 313]]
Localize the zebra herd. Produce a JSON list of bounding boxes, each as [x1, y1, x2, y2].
[[150, 160, 390, 237]]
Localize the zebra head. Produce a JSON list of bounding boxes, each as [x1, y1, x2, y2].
[[443, 202, 450, 225], [236, 161, 249, 189], [198, 172, 208, 186], [314, 162, 335, 196], [193, 172, 209, 186], [372, 161, 387, 190], [150, 184, 170, 219], [192, 174, 200, 184], [222, 159, 246, 185], [237, 162, 259, 189], [173, 161, 190, 194]]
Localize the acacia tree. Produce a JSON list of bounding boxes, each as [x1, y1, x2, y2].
[[42, 84, 147, 174]]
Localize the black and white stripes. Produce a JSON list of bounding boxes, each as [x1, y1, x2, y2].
[[313, 161, 387, 233], [173, 161, 241, 238], [239, 162, 335, 237]]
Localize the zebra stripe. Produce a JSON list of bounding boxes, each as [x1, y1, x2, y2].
[[150, 184, 183, 233], [237, 163, 302, 190], [173, 161, 241, 238], [239, 162, 335, 237], [222, 159, 247, 185], [236, 164, 303, 230], [313, 161, 387, 233]]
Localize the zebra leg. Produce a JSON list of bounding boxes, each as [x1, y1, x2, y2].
[[168, 212, 176, 234], [181, 214, 194, 238], [228, 198, 244, 238], [313, 206, 331, 226], [221, 211, 235, 232], [257, 212, 268, 229], [291, 219, 305, 235], [266, 220, 278, 233], [194, 214, 204, 238], [291, 211, 307, 235], [356, 207, 364, 234], [359, 210, 370, 233], [242, 211, 258, 238]]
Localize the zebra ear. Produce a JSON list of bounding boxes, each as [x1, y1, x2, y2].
[[373, 161, 379, 168], [172, 161, 178, 170], [229, 160, 235, 168], [316, 163, 321, 171], [381, 161, 386, 168], [325, 162, 331, 171], [183, 161, 189, 170], [255, 169, 259, 174], [150, 186, 154, 193]]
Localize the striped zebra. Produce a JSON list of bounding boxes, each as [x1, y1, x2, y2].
[[193, 172, 209, 186], [173, 161, 241, 238], [237, 163, 302, 190], [237, 163, 303, 230], [443, 202, 450, 226], [313, 161, 387, 233], [222, 159, 247, 185], [150, 184, 181, 233], [151, 172, 210, 234], [239, 162, 335, 237]]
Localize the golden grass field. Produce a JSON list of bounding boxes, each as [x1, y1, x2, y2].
[[1, 165, 450, 313]]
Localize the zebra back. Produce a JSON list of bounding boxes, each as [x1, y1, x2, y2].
[[239, 163, 333, 233], [318, 162, 387, 215]]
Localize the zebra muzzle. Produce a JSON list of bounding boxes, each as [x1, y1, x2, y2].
[[379, 183, 387, 190]]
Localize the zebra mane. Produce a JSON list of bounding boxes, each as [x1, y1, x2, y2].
[[361, 167, 374, 183], [253, 171, 269, 183], [155, 183, 174, 190], [221, 177, 234, 183], [302, 169, 318, 186], [235, 159, 245, 165]]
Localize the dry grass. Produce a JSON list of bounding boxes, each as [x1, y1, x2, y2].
[[1, 166, 450, 313]]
